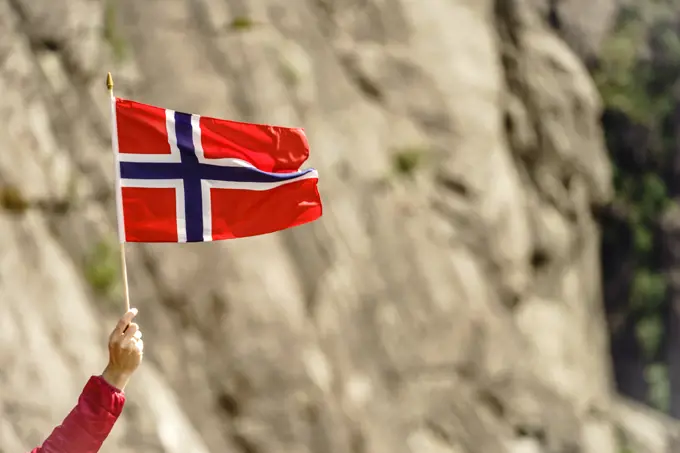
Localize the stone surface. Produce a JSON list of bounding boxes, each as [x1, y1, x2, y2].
[[0, 0, 675, 452], [530, 0, 620, 61]]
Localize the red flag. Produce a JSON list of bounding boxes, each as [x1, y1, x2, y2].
[[111, 98, 322, 243]]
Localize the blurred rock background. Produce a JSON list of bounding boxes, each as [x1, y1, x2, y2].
[[2, 0, 680, 452]]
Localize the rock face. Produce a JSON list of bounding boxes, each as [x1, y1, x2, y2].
[[530, 0, 619, 62], [0, 0, 670, 452]]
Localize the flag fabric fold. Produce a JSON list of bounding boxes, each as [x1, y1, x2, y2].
[[111, 98, 322, 243]]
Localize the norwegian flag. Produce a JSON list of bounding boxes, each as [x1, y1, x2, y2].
[[111, 98, 322, 243]]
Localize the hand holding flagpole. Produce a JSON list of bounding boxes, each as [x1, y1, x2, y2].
[[107, 72, 131, 312]]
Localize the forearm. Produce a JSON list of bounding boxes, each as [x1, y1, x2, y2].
[[31, 309, 141, 453], [32, 376, 125, 453]]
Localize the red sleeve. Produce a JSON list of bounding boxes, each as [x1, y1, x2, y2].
[[29, 376, 125, 453]]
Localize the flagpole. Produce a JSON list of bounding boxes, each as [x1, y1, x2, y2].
[[107, 72, 131, 312]]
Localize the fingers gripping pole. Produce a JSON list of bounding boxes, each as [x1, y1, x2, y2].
[[107, 72, 131, 312]]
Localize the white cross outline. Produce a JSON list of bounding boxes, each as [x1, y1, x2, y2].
[[112, 98, 318, 242]]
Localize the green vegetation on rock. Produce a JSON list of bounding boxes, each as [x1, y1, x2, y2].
[[593, 11, 650, 124], [229, 17, 256, 30], [103, 0, 128, 62], [646, 363, 671, 413], [84, 239, 120, 297], [0, 185, 30, 213], [595, 4, 680, 125], [594, 0, 680, 412], [392, 147, 425, 177]]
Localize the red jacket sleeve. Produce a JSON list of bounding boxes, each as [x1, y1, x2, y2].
[[29, 376, 126, 453]]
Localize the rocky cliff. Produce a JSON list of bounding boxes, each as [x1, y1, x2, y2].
[[0, 0, 675, 452]]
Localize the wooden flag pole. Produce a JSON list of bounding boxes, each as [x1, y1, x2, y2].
[[107, 72, 131, 312]]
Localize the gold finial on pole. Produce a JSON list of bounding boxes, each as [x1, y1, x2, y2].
[[106, 72, 114, 92]]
